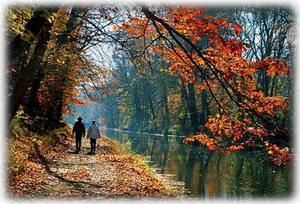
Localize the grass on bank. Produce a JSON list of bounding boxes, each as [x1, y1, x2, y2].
[[103, 136, 184, 196]]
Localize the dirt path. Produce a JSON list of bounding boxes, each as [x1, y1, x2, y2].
[[26, 136, 179, 199]]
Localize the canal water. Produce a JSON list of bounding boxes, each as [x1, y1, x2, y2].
[[104, 129, 293, 198]]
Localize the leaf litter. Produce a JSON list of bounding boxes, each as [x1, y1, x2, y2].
[[9, 128, 184, 199]]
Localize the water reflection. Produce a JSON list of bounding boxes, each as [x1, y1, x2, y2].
[[104, 129, 292, 198]]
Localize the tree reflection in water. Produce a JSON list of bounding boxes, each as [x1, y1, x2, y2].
[[105, 129, 292, 198]]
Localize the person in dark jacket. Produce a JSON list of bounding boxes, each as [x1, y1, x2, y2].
[[72, 117, 85, 153]]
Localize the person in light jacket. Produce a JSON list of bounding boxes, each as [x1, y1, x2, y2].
[[87, 121, 101, 155]]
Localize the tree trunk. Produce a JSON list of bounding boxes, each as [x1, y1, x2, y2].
[[130, 85, 141, 130], [187, 83, 200, 133], [25, 63, 45, 116], [53, 8, 89, 126], [9, 12, 56, 123], [199, 90, 210, 126], [145, 78, 157, 132], [270, 75, 277, 96], [262, 69, 271, 96], [161, 77, 170, 134], [179, 80, 200, 133], [9, 9, 56, 64]]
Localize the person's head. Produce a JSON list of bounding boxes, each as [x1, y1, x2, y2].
[[77, 117, 83, 121], [92, 121, 96, 125]]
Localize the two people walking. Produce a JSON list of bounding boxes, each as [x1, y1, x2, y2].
[[72, 117, 101, 155]]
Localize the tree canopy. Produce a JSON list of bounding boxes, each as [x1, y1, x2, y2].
[[7, 5, 293, 166]]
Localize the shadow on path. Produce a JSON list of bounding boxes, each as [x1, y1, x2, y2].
[[33, 142, 106, 192]]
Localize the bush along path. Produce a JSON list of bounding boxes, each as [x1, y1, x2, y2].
[[8, 124, 184, 199]]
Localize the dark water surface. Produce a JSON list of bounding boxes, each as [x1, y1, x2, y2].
[[104, 129, 293, 198]]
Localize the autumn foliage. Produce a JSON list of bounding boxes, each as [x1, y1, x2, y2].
[[115, 6, 291, 166]]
